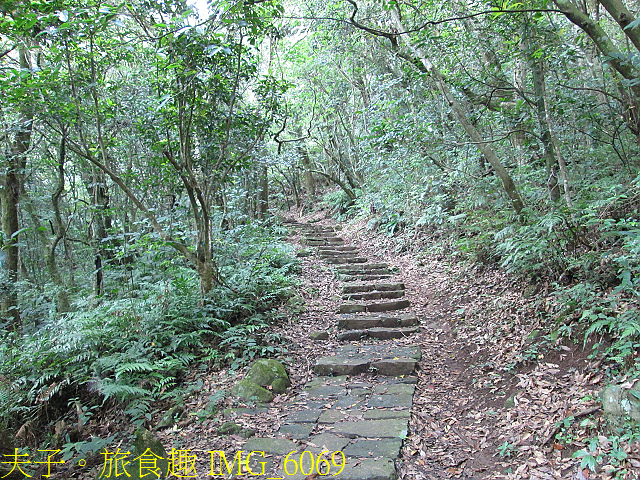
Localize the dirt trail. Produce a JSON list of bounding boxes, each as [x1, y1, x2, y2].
[[300, 216, 606, 479], [144, 214, 614, 480]]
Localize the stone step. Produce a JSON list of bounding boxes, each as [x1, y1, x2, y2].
[[324, 256, 368, 265], [343, 289, 404, 301], [339, 299, 411, 314], [338, 313, 420, 330], [315, 344, 421, 376], [338, 313, 419, 330], [317, 245, 358, 252], [339, 273, 393, 282], [240, 377, 415, 480], [304, 238, 345, 246], [300, 232, 335, 237], [304, 235, 343, 240], [318, 254, 362, 260], [336, 267, 390, 276], [337, 326, 420, 341], [335, 262, 388, 272], [342, 282, 405, 294], [318, 250, 360, 257]]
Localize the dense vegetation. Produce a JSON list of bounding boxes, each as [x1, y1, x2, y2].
[[2, 0, 640, 476]]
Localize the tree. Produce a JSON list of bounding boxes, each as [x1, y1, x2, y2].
[[343, 0, 526, 213], [39, 0, 287, 296]]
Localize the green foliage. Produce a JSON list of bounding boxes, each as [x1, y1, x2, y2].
[[218, 315, 287, 370], [572, 433, 640, 477], [322, 189, 358, 218], [0, 221, 297, 437], [495, 209, 574, 281], [497, 441, 518, 458]]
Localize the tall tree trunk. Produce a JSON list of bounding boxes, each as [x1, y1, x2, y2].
[[387, 8, 525, 213], [0, 47, 33, 327], [258, 165, 269, 219], [297, 145, 316, 196], [528, 45, 560, 201], [85, 168, 111, 297], [46, 136, 71, 313]]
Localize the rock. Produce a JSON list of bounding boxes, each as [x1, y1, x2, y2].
[[344, 290, 405, 301], [307, 433, 351, 452], [318, 409, 348, 423], [218, 422, 243, 435], [243, 437, 298, 455], [366, 327, 419, 339], [277, 423, 314, 439], [325, 256, 368, 264], [129, 428, 169, 479], [367, 394, 413, 408], [217, 421, 255, 438], [296, 248, 312, 257], [601, 384, 640, 428], [317, 245, 357, 252], [339, 274, 392, 281], [365, 299, 411, 313], [310, 331, 329, 340], [272, 377, 290, 394], [286, 410, 321, 423], [343, 438, 403, 458], [246, 359, 291, 394], [302, 385, 348, 398], [339, 304, 366, 314], [337, 330, 367, 341], [155, 404, 183, 430], [373, 383, 415, 395], [363, 409, 411, 420], [230, 379, 273, 403], [370, 358, 417, 376], [339, 300, 410, 315], [315, 357, 370, 376], [331, 419, 409, 439], [335, 263, 388, 272], [343, 283, 405, 294], [339, 457, 397, 480]]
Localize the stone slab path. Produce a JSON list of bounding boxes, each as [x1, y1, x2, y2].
[[234, 220, 422, 480]]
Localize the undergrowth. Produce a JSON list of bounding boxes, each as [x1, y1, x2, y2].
[[0, 221, 298, 462]]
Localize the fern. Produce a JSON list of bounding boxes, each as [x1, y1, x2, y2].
[[100, 381, 151, 401], [115, 362, 157, 379]]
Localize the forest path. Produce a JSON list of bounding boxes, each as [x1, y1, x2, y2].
[[274, 218, 499, 480], [225, 219, 423, 479], [272, 215, 600, 480], [154, 215, 602, 480]]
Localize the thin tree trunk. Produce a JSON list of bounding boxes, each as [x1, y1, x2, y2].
[[258, 165, 269, 219], [46, 136, 71, 313], [528, 45, 560, 201], [553, 0, 640, 134], [389, 9, 525, 213]]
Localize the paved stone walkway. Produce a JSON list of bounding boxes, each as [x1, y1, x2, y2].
[[236, 221, 421, 480]]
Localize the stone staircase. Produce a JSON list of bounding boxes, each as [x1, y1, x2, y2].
[[237, 220, 421, 480]]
